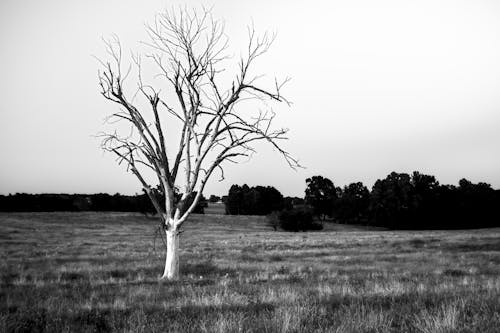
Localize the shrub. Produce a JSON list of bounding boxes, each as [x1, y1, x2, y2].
[[278, 208, 322, 232], [267, 211, 280, 231]]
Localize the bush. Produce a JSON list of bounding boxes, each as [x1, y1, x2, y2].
[[278, 208, 322, 232], [267, 211, 280, 231]]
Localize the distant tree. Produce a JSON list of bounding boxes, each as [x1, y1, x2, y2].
[[72, 196, 92, 211], [456, 179, 497, 228], [226, 184, 249, 215], [367, 171, 500, 229], [256, 186, 284, 214], [283, 196, 304, 210], [369, 172, 413, 228], [96, 7, 298, 279], [208, 195, 221, 203], [336, 182, 370, 224], [225, 184, 284, 215], [243, 187, 262, 214], [409, 171, 440, 228], [304, 176, 338, 219]]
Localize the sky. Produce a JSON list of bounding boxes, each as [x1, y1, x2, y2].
[[1, 0, 499, 197]]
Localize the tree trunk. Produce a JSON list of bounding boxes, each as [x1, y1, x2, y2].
[[161, 229, 180, 280]]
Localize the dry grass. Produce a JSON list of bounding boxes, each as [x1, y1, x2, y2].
[[1, 211, 499, 332]]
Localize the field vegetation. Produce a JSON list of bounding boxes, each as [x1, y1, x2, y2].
[[1, 210, 499, 332]]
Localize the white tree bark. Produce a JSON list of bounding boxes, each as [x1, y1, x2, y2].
[[161, 227, 180, 279]]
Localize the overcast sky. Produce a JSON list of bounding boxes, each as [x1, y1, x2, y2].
[[1, 0, 499, 197]]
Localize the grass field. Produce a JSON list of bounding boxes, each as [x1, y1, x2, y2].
[[1, 210, 499, 332]]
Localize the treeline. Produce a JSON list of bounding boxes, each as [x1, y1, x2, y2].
[[0, 192, 207, 214], [224, 184, 317, 231], [225, 171, 500, 230], [225, 184, 304, 215], [3, 171, 499, 230], [305, 172, 500, 229]]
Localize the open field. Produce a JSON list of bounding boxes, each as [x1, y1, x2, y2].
[[1, 212, 499, 332]]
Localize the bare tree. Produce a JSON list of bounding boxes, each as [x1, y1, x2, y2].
[[97, 7, 299, 280]]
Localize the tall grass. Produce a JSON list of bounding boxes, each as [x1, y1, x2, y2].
[[1, 212, 499, 332]]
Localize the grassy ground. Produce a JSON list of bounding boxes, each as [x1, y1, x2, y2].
[[0, 211, 499, 332]]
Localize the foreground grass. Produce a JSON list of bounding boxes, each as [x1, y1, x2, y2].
[[0, 212, 499, 332]]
